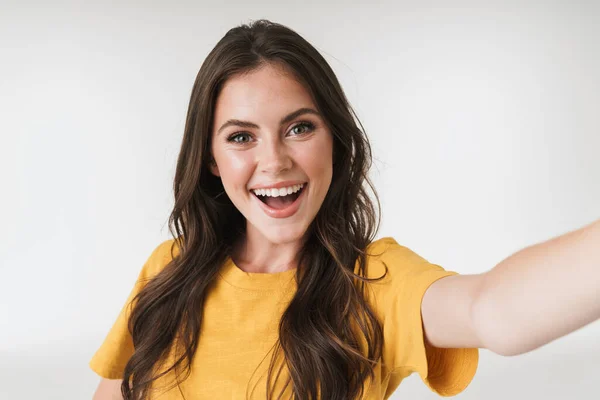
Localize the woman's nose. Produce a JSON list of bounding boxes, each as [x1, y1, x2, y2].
[[259, 139, 293, 174]]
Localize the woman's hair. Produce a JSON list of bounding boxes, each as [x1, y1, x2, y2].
[[122, 19, 385, 400]]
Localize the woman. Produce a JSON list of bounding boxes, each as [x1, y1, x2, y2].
[[90, 19, 600, 399]]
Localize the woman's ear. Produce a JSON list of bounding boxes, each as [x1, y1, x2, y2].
[[208, 157, 220, 177]]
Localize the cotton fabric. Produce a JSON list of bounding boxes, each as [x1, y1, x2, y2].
[[89, 237, 478, 398]]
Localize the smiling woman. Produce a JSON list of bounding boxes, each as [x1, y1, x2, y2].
[[89, 19, 479, 400], [208, 64, 334, 244]]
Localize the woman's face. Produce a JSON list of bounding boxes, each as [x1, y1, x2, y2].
[[210, 64, 334, 245]]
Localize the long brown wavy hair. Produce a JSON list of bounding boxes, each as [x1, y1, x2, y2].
[[122, 19, 386, 400]]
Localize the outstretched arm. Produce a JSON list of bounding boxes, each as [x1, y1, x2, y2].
[[421, 218, 600, 356]]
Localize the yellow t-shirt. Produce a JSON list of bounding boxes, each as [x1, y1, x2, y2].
[[89, 237, 478, 399]]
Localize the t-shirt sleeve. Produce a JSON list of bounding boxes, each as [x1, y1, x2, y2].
[[88, 239, 175, 379], [371, 238, 479, 397]]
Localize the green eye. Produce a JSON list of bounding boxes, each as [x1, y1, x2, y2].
[[227, 133, 251, 143], [289, 121, 315, 136], [226, 121, 315, 144]]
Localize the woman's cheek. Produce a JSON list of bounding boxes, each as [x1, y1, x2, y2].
[[221, 150, 254, 176], [304, 138, 333, 171]]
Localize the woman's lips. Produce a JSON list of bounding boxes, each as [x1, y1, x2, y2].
[[251, 183, 307, 219]]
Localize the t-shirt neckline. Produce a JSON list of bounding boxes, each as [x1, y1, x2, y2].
[[218, 256, 298, 291]]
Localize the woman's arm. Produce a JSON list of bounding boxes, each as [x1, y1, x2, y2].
[[473, 217, 600, 356], [421, 217, 600, 355]]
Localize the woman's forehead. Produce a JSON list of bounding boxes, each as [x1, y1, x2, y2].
[[217, 66, 314, 111]]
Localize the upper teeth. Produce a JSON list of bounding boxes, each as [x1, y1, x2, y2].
[[252, 183, 304, 197]]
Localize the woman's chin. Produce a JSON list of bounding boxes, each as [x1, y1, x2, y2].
[[260, 225, 307, 245]]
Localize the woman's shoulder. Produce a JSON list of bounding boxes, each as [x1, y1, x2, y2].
[[140, 237, 181, 278], [362, 236, 451, 285], [365, 237, 434, 270]]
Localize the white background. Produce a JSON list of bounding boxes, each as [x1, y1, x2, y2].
[[2, 0, 599, 399]]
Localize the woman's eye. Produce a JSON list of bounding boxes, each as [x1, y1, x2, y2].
[[289, 121, 315, 136], [226, 122, 315, 144], [227, 133, 252, 143]]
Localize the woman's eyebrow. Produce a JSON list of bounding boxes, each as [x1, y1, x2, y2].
[[217, 107, 321, 135]]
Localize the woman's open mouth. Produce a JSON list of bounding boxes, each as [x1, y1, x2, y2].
[[250, 183, 307, 219]]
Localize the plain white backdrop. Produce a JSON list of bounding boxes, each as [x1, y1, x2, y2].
[[2, 1, 599, 399]]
